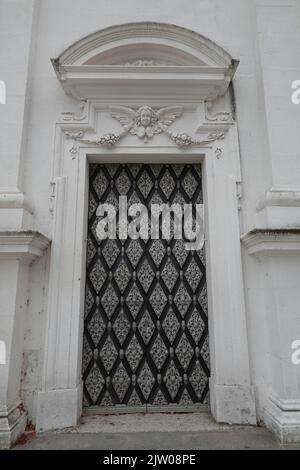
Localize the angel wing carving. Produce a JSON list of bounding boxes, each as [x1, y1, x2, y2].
[[109, 105, 183, 143], [156, 106, 183, 127], [109, 106, 136, 130], [73, 104, 225, 148]]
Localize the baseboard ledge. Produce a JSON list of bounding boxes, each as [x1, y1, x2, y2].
[[36, 385, 82, 432], [0, 404, 27, 449], [264, 399, 300, 443], [210, 382, 257, 425]]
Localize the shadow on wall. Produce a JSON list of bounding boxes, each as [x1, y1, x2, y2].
[[0, 340, 6, 364]]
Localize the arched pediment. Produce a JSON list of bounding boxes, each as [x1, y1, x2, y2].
[[52, 22, 238, 101], [83, 43, 206, 66], [55, 22, 233, 67]]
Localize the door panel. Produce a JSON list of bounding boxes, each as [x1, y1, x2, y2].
[[82, 163, 209, 411]]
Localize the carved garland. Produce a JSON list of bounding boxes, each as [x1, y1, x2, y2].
[[70, 105, 225, 149]]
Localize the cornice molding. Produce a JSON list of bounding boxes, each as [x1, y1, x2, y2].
[[257, 188, 300, 211], [52, 23, 238, 102], [0, 189, 34, 213], [0, 230, 50, 261], [241, 229, 300, 256], [54, 65, 236, 102]]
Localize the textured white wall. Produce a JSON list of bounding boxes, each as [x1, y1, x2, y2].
[[1, 0, 300, 431]]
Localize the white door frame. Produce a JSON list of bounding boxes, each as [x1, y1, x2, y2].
[[36, 132, 256, 431], [36, 22, 256, 431]]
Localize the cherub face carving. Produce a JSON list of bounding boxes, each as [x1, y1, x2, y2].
[[140, 108, 152, 126], [136, 106, 156, 128], [110, 104, 183, 143]]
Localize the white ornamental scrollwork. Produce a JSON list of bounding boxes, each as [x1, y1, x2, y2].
[[72, 105, 225, 149], [60, 100, 87, 122], [64, 130, 85, 158], [205, 101, 233, 122]]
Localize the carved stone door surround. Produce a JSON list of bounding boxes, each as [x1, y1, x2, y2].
[[36, 22, 256, 431]]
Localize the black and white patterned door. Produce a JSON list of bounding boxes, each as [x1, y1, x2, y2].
[[82, 163, 209, 411]]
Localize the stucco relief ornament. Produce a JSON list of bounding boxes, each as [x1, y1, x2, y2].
[[205, 101, 233, 123], [111, 105, 183, 143], [74, 105, 225, 148], [64, 130, 85, 157], [60, 100, 87, 122]]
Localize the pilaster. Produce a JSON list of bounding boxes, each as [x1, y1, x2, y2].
[[0, 231, 50, 448]]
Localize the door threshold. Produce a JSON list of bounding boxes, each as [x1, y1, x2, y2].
[[76, 410, 242, 435], [84, 404, 209, 415]]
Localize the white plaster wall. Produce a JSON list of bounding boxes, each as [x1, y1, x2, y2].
[[264, 254, 300, 400], [0, 260, 29, 411], [0, 0, 37, 189], [255, 0, 300, 187], [1, 0, 299, 426], [20, 250, 50, 424]]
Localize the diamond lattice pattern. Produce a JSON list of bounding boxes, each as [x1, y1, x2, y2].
[[83, 164, 209, 407]]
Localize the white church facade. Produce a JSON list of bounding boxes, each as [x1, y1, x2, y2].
[[0, 0, 300, 448]]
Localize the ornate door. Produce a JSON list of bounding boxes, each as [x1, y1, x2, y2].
[[82, 163, 209, 412]]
